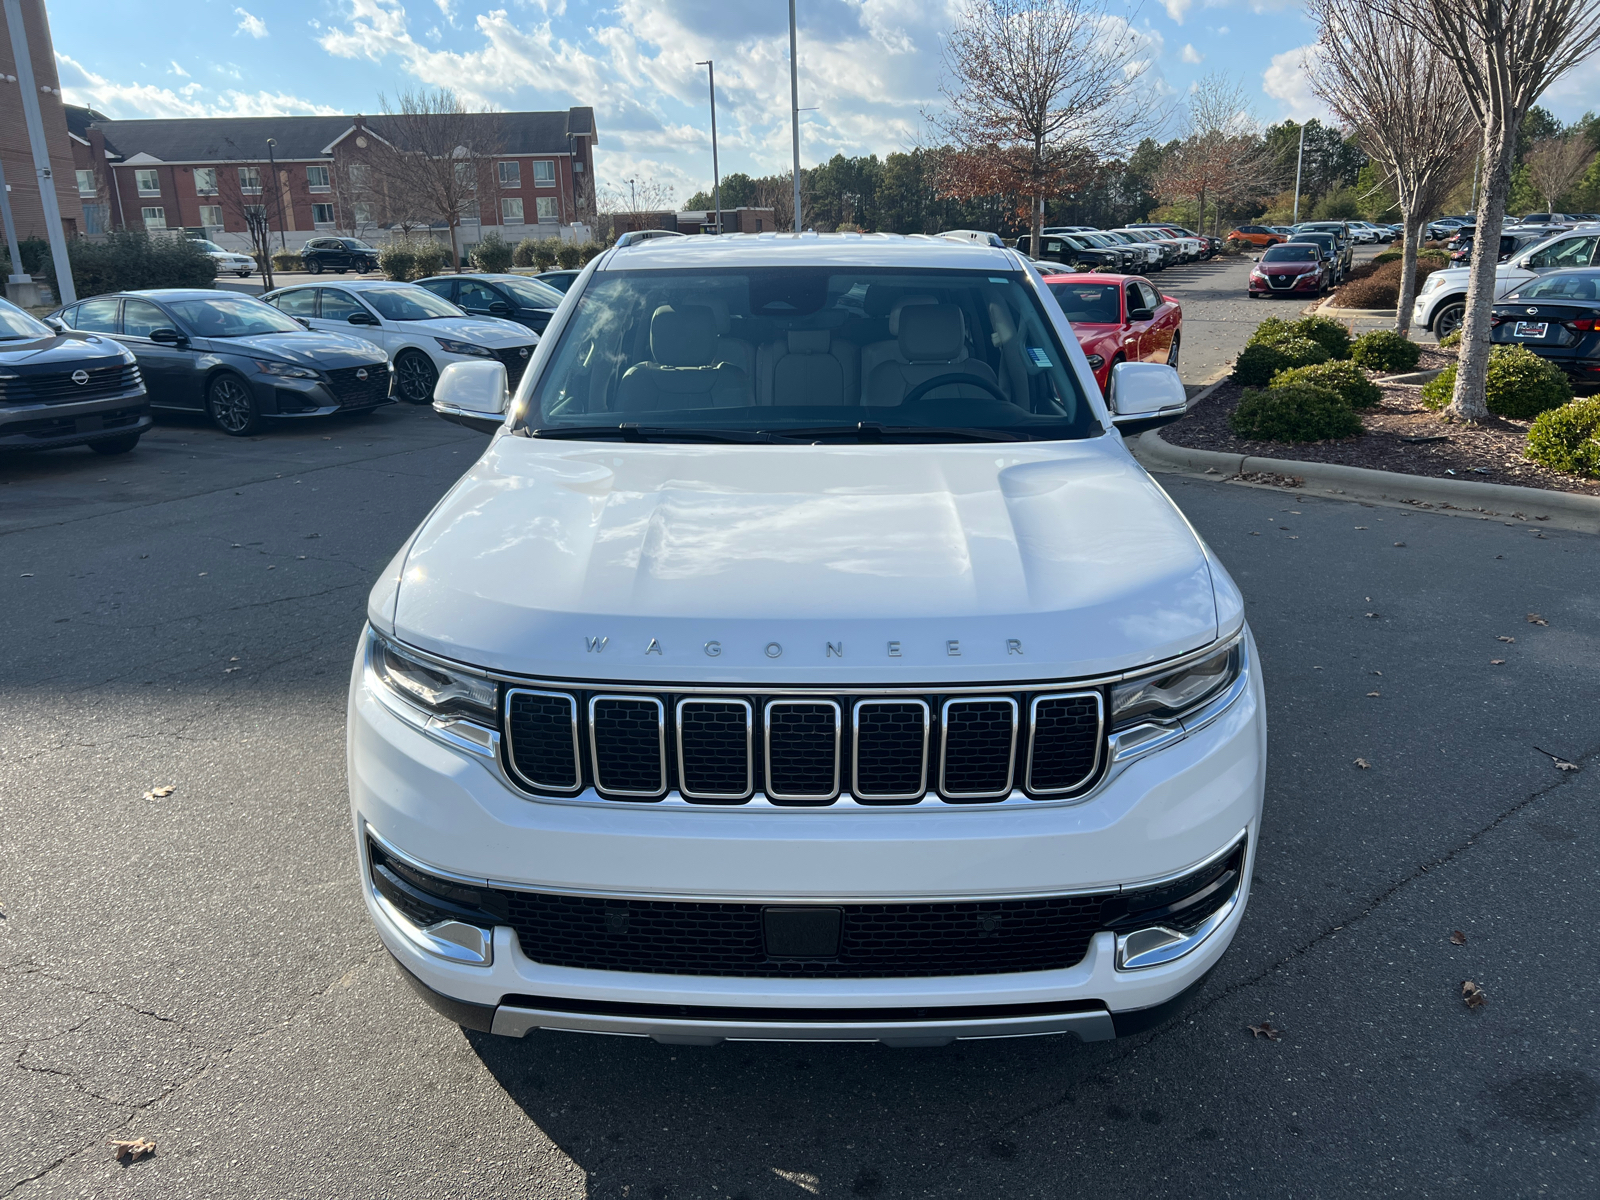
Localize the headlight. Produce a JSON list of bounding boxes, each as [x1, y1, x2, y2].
[[368, 629, 497, 722], [1110, 641, 1242, 729], [1421, 274, 1445, 294], [253, 359, 319, 379], [435, 337, 494, 358], [1085, 353, 1105, 369]]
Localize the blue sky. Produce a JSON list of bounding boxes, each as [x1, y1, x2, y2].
[[50, 0, 1600, 206]]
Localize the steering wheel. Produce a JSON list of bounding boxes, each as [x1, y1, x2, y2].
[[900, 373, 1011, 406]]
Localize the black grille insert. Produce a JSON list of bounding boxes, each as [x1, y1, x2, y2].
[[941, 699, 1018, 799], [1026, 693, 1103, 794], [765, 701, 840, 802], [677, 700, 752, 801], [0, 363, 142, 406], [506, 690, 579, 792], [495, 345, 533, 390], [589, 696, 665, 796], [325, 364, 391, 408], [853, 700, 928, 802]]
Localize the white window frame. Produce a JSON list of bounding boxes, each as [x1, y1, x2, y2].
[[141, 206, 167, 229], [194, 167, 218, 195], [239, 166, 262, 194], [135, 169, 161, 196], [498, 161, 521, 188], [535, 195, 559, 222], [311, 203, 336, 226], [307, 164, 331, 193], [532, 160, 556, 187], [76, 169, 96, 196], [500, 197, 524, 224], [199, 205, 224, 228]]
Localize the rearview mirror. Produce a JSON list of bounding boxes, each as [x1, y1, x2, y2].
[[432, 359, 509, 434], [1106, 361, 1186, 431], [148, 327, 186, 344]]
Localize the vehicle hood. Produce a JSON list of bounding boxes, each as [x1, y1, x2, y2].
[[0, 332, 131, 369], [206, 331, 387, 364], [415, 316, 536, 346], [382, 435, 1229, 684], [205, 250, 252, 261]]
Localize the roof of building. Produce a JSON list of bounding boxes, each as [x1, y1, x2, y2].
[[86, 108, 598, 164]]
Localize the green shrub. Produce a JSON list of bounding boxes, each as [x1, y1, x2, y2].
[[1420, 345, 1572, 417], [1270, 360, 1382, 409], [1289, 314, 1352, 360], [410, 240, 453, 278], [1418, 248, 1451, 262], [1232, 336, 1331, 386], [1373, 249, 1403, 264], [378, 242, 417, 281], [1247, 316, 1297, 348], [58, 232, 215, 298], [1350, 329, 1422, 373], [1230, 382, 1363, 442], [555, 241, 583, 269], [512, 237, 540, 268], [1526, 396, 1600, 476], [470, 231, 514, 273], [271, 248, 302, 273], [532, 238, 561, 271], [1438, 328, 1462, 349], [578, 240, 605, 265]]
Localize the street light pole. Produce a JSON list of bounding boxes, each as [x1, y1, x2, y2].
[[266, 137, 286, 251], [4, 0, 75, 303], [696, 59, 722, 235], [1292, 122, 1306, 225], [788, 0, 802, 232]]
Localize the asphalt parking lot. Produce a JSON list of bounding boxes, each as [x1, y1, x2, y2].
[[4, 267, 1597, 1198]]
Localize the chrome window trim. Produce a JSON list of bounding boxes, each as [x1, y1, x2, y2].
[[1024, 690, 1105, 796], [852, 698, 930, 801], [587, 694, 667, 798], [503, 688, 582, 794], [675, 697, 755, 801], [764, 698, 842, 802], [939, 696, 1018, 800]]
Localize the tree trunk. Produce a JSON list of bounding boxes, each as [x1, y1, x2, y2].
[[449, 219, 461, 273], [1449, 114, 1520, 422], [1395, 212, 1422, 336]]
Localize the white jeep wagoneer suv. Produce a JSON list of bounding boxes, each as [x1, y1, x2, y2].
[[349, 233, 1264, 1047]]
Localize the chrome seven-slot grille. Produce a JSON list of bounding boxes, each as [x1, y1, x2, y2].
[[503, 686, 1104, 805]]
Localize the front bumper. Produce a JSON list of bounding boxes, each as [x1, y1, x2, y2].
[[0, 391, 151, 450], [348, 629, 1266, 1044], [254, 371, 394, 417]]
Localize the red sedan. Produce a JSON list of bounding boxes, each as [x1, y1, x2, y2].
[[1042, 272, 1182, 394]]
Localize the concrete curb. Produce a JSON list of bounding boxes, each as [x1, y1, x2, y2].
[[1137, 427, 1600, 534], [1309, 298, 1397, 318]]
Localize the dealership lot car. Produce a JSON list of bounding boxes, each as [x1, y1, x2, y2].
[[186, 237, 256, 277], [300, 236, 382, 274], [1415, 227, 1600, 339], [1, 295, 150, 455], [1041, 271, 1182, 392], [350, 234, 1263, 1047], [263, 280, 538, 404], [1491, 268, 1600, 381], [416, 272, 566, 336], [50, 289, 391, 436], [1249, 242, 1332, 298]]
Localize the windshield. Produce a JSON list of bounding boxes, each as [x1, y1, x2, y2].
[[1511, 273, 1600, 301], [0, 298, 52, 340], [497, 277, 565, 308], [359, 286, 464, 321], [1262, 244, 1318, 262], [340, 239, 375, 249], [520, 267, 1099, 442], [1045, 281, 1120, 323], [1299, 235, 1336, 252], [167, 295, 304, 338], [190, 240, 226, 254]]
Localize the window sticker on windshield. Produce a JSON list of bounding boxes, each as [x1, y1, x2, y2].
[[1027, 347, 1052, 367], [989, 277, 1008, 283]]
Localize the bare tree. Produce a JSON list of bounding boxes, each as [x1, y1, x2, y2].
[[367, 88, 504, 271], [1382, 0, 1600, 420], [598, 178, 678, 233], [931, 0, 1162, 250], [1153, 74, 1278, 239], [1309, 0, 1477, 335], [1525, 132, 1597, 212], [211, 154, 276, 290], [329, 159, 378, 240]]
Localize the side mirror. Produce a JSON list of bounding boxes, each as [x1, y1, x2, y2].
[[44, 316, 65, 332], [432, 359, 509, 434], [149, 327, 186, 344], [1127, 307, 1155, 322], [296, 316, 312, 329], [347, 311, 377, 326], [1106, 361, 1186, 431], [488, 301, 512, 315]]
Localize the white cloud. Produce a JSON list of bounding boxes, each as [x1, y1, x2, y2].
[[1163, 0, 1192, 23], [56, 52, 340, 118], [434, 0, 458, 25], [169, 61, 189, 77], [1180, 43, 1202, 63], [234, 8, 268, 38], [1262, 43, 1330, 122]]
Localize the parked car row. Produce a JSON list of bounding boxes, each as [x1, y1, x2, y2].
[[1415, 225, 1600, 340], [1016, 224, 1217, 274]]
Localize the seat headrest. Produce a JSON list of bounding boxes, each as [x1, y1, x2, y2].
[[898, 304, 965, 364], [888, 295, 938, 335], [651, 305, 715, 367], [786, 329, 830, 354], [703, 296, 732, 334]]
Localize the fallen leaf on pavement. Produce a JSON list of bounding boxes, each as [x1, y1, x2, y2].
[[1526, 613, 1548, 626], [1450, 931, 1467, 945], [1490, 659, 1505, 665], [1367, 691, 1381, 697], [1354, 526, 1367, 529], [1354, 758, 1371, 769], [1393, 542, 1406, 547], [143, 785, 175, 800], [1462, 981, 1487, 1009], [1248, 1022, 1282, 1040], [1496, 636, 1515, 643], [111, 1139, 155, 1161], [1365, 612, 1380, 619], [1534, 747, 1580, 772]]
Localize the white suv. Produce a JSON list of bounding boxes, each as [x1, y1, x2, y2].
[[350, 234, 1264, 1047], [1415, 227, 1600, 339]]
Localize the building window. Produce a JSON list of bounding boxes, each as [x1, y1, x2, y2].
[[239, 166, 262, 194], [532, 160, 556, 187], [352, 202, 372, 225], [136, 169, 161, 196], [498, 161, 521, 188], [312, 203, 336, 225], [82, 204, 108, 235], [307, 165, 331, 192], [199, 205, 224, 228], [501, 197, 524, 224], [536, 196, 559, 222], [75, 169, 96, 196], [454, 161, 476, 189], [574, 160, 584, 174], [194, 167, 218, 195], [141, 207, 166, 230]]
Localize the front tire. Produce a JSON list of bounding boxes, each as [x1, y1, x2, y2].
[[89, 432, 141, 456], [1434, 300, 1466, 341], [394, 350, 438, 404], [1166, 332, 1181, 370], [207, 374, 260, 436], [307, 259, 323, 275]]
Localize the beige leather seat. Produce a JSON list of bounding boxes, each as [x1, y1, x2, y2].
[[616, 305, 752, 411], [863, 303, 999, 407]]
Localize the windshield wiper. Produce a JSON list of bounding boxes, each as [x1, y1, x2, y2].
[[766, 422, 1027, 443], [527, 424, 781, 444]]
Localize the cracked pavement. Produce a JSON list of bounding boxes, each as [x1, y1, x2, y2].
[[2, 400, 1598, 1196]]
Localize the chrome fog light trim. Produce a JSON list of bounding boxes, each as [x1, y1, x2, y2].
[[1114, 887, 1240, 970], [370, 889, 494, 967]]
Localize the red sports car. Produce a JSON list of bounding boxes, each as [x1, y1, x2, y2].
[[1041, 272, 1182, 394]]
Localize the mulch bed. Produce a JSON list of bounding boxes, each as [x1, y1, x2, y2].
[[1163, 348, 1600, 497]]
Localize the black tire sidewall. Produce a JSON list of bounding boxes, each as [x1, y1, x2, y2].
[[308, 259, 323, 275]]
